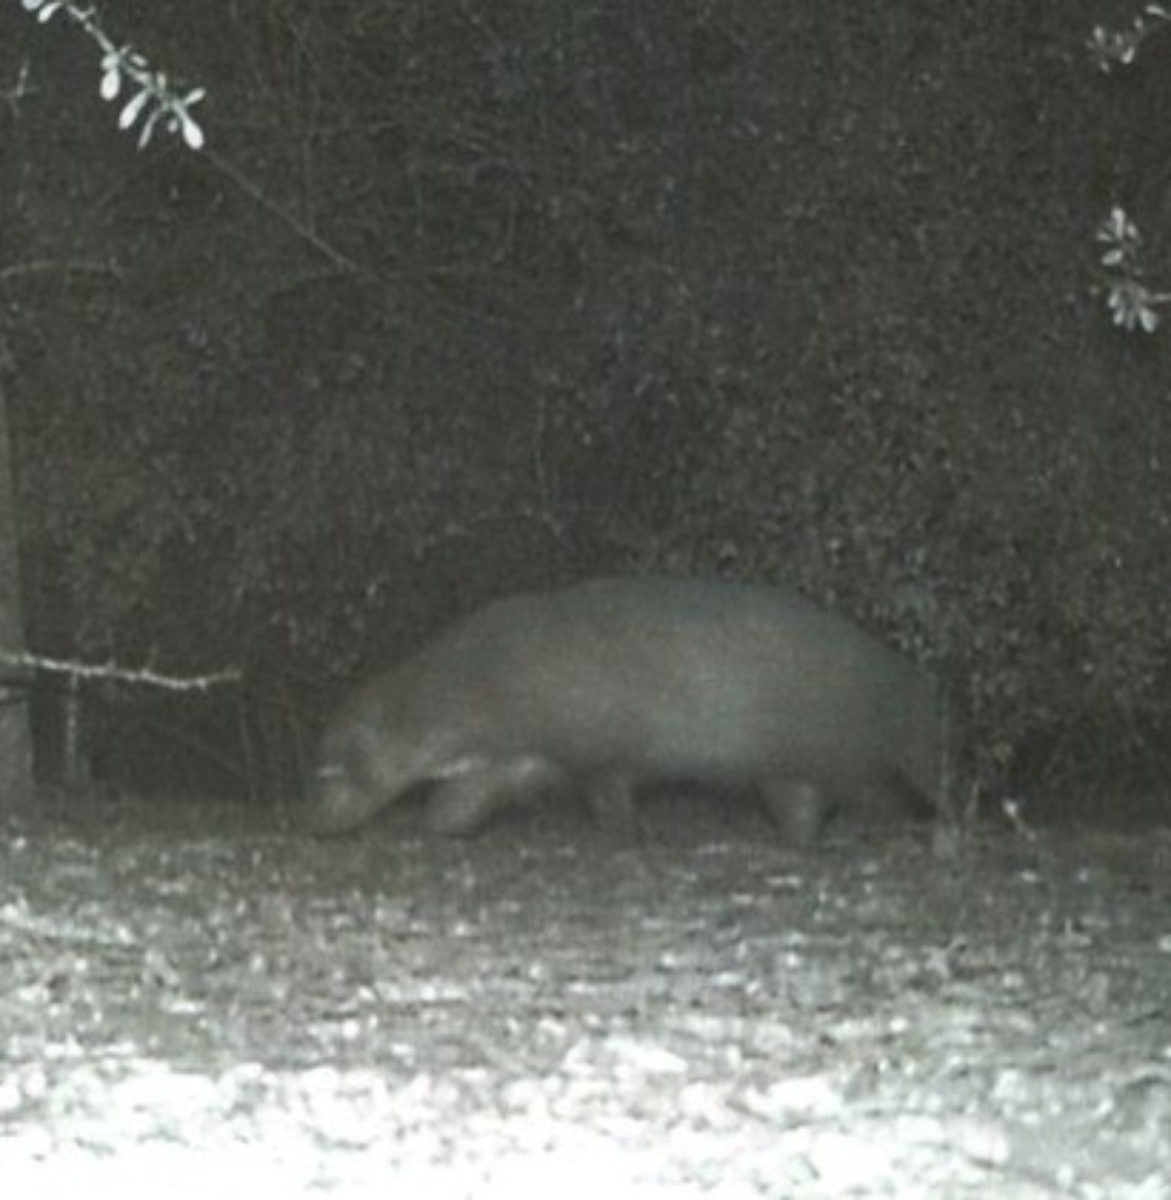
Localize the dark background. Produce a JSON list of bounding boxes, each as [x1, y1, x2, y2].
[[1, 0, 1168, 819]]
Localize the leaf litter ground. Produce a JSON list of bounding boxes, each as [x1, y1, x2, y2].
[[0, 792, 1169, 1198]]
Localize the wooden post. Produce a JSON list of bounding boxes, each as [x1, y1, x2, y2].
[[0, 377, 33, 802]]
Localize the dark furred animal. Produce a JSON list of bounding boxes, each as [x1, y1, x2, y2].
[[308, 576, 949, 845]]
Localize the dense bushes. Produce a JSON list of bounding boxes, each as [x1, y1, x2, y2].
[[1, 1, 1167, 811]]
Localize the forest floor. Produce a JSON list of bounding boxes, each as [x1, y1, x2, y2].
[[0, 791, 1169, 1198]]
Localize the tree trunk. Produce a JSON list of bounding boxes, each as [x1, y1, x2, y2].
[[0, 377, 33, 802]]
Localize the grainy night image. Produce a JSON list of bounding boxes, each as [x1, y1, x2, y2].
[[0, 2, 1169, 1195]]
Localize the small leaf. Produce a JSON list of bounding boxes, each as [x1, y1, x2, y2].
[[179, 109, 205, 150], [138, 108, 161, 149], [100, 66, 122, 102], [119, 88, 151, 131]]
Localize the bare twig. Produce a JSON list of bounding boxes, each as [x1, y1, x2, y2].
[[1, 58, 33, 118], [0, 649, 238, 691], [0, 259, 121, 283], [203, 145, 359, 275]]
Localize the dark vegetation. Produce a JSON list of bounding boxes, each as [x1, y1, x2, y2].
[[0, 1, 1168, 821]]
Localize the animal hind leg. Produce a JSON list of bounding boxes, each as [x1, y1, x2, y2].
[[761, 778, 833, 850]]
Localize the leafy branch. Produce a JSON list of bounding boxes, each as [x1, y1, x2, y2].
[[1088, 3, 1171, 71], [1088, 6, 1171, 332], [1095, 207, 1171, 333], [11, 0, 360, 271], [15, 0, 205, 149]]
